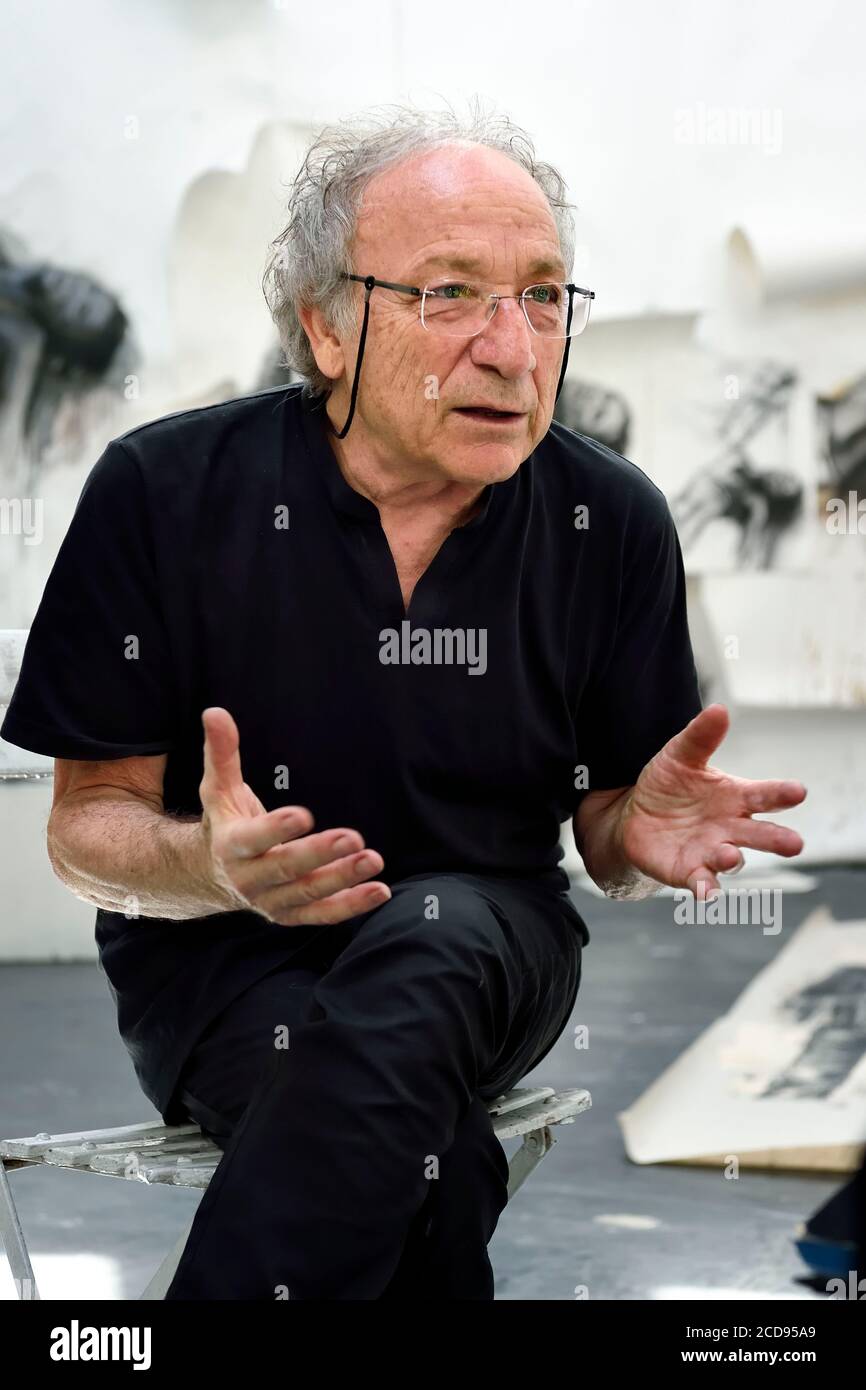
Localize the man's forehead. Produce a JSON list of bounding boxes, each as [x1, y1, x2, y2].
[[354, 144, 562, 271], [401, 239, 565, 282]]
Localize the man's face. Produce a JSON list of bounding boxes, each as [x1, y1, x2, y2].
[[316, 144, 569, 487]]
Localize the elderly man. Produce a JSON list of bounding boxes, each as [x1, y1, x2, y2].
[[1, 107, 806, 1301]]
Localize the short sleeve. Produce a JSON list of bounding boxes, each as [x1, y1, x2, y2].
[[574, 495, 702, 799], [0, 439, 180, 760]]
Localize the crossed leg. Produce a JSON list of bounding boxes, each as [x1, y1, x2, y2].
[[176, 969, 511, 1299], [165, 873, 581, 1300]]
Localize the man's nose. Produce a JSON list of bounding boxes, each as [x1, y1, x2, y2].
[[468, 298, 537, 379]]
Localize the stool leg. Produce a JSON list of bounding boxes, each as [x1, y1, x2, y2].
[[506, 1126, 555, 1202], [139, 1217, 196, 1300], [0, 1161, 39, 1300]]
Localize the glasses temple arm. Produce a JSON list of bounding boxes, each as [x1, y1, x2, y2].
[[554, 289, 576, 404], [329, 275, 375, 439]]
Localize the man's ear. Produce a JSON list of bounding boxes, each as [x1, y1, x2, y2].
[[299, 303, 345, 384]]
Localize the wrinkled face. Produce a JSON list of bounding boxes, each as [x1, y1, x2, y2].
[[307, 144, 570, 486]]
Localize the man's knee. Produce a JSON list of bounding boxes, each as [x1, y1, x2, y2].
[[365, 875, 508, 963], [291, 878, 515, 1099]]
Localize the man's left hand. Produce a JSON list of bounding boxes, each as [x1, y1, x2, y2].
[[618, 703, 806, 897]]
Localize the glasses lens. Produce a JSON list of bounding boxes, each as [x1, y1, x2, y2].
[[421, 282, 492, 337], [523, 284, 591, 338]]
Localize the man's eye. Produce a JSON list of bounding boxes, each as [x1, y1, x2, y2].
[[527, 284, 560, 304], [433, 283, 474, 300]]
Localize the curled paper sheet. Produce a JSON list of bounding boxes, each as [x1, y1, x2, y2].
[[618, 908, 866, 1173]]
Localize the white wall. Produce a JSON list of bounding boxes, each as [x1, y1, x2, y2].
[[2, 0, 864, 958], [4, 0, 866, 353], [0, 782, 97, 960]]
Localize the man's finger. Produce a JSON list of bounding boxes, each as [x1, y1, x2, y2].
[[224, 805, 318, 861], [233, 827, 367, 892], [685, 866, 722, 898], [706, 842, 744, 874], [665, 703, 730, 769], [266, 880, 392, 928], [255, 848, 386, 915], [729, 817, 804, 857], [741, 779, 807, 814]]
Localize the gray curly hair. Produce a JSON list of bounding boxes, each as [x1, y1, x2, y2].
[[262, 101, 576, 397]]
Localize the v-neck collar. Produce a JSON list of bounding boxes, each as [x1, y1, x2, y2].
[[295, 385, 502, 532]]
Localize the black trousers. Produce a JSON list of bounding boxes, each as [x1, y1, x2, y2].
[[164, 871, 585, 1301]]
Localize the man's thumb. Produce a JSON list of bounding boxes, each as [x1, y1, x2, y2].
[[666, 702, 729, 768], [200, 706, 244, 807]]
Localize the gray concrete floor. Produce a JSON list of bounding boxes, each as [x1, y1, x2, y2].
[[1, 869, 861, 1301]]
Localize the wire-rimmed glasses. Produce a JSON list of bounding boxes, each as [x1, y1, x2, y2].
[[341, 273, 594, 339]]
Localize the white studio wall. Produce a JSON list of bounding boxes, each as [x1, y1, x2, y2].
[[2, 0, 865, 958]]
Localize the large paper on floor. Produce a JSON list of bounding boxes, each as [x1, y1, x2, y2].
[[618, 908, 866, 1172]]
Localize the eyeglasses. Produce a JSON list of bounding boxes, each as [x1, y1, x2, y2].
[[341, 273, 594, 339], [326, 271, 594, 439]]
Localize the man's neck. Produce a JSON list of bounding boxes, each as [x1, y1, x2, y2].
[[323, 395, 488, 610], [324, 398, 485, 533]]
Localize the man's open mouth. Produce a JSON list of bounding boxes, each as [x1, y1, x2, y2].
[[453, 407, 524, 423]]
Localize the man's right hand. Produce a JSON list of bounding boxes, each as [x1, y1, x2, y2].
[[198, 706, 391, 926]]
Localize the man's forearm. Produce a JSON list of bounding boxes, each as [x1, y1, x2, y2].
[[47, 790, 244, 920], [574, 787, 664, 901]]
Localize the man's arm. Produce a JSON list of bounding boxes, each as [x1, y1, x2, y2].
[[47, 708, 392, 925], [47, 753, 238, 919]]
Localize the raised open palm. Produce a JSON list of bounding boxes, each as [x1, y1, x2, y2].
[[620, 704, 806, 896], [199, 706, 391, 925]]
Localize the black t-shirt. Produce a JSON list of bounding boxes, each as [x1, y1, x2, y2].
[[1, 383, 702, 1121]]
